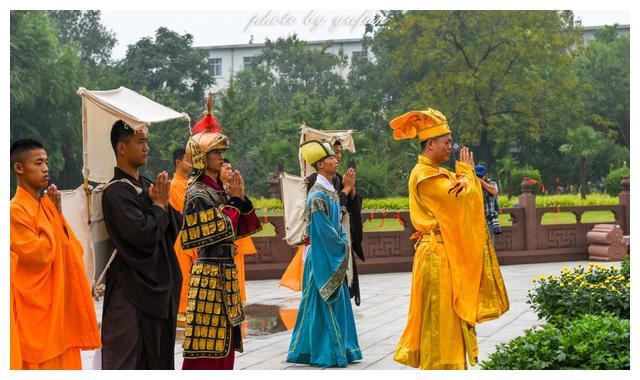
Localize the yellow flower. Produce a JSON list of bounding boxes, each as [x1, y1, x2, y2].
[[611, 285, 617, 292], [559, 283, 565, 287], [538, 275, 546, 281], [590, 284, 596, 289], [532, 277, 537, 283], [580, 281, 587, 287]]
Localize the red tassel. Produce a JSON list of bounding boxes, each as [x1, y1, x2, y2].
[[192, 113, 222, 135], [379, 211, 388, 228]]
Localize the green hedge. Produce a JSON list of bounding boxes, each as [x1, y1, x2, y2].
[[255, 193, 618, 211], [498, 193, 618, 208], [605, 165, 629, 196], [527, 262, 630, 325], [481, 313, 630, 370], [511, 166, 542, 195]]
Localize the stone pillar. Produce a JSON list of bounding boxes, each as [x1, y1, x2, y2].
[[519, 177, 538, 250], [266, 162, 285, 200], [618, 176, 630, 235]]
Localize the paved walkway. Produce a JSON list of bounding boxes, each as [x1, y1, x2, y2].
[[82, 260, 616, 370]]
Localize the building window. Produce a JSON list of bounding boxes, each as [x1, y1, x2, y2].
[[243, 56, 254, 70], [352, 50, 368, 62], [209, 58, 222, 77]]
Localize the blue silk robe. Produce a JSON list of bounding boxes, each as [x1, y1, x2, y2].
[[286, 182, 362, 367]]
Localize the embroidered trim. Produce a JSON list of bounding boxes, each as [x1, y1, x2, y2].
[[318, 240, 349, 302], [309, 183, 340, 203]]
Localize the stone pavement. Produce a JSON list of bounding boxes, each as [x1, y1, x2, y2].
[[82, 260, 616, 370]]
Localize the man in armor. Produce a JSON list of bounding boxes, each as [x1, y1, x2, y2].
[[180, 102, 261, 370]]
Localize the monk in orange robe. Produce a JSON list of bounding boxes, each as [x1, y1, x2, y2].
[[169, 147, 197, 323], [10, 251, 22, 370], [390, 110, 509, 369], [220, 159, 259, 303], [10, 139, 101, 370]]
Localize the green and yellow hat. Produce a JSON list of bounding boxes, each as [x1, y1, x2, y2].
[[300, 140, 335, 166]]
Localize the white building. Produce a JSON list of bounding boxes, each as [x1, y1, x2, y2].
[[198, 38, 369, 93], [580, 24, 629, 44], [198, 24, 629, 93]]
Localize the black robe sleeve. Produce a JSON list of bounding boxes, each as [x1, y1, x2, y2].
[[102, 181, 181, 319]]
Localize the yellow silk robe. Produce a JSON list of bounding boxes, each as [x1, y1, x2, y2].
[[394, 156, 509, 370], [169, 172, 198, 318]]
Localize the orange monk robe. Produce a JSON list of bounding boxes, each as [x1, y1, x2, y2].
[[279, 245, 304, 292], [169, 172, 198, 317], [10, 186, 101, 370], [10, 251, 22, 370], [234, 237, 257, 302]]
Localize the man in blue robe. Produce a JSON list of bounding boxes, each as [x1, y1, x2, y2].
[[286, 140, 362, 368]]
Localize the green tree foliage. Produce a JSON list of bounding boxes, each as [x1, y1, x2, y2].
[[47, 10, 117, 65], [117, 27, 213, 108], [575, 26, 630, 147], [559, 125, 606, 199], [370, 10, 583, 169], [10, 11, 87, 192]]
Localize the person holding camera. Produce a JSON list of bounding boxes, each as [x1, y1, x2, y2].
[[474, 164, 501, 242]]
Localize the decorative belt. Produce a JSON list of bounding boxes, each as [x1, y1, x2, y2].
[[410, 226, 443, 251], [198, 243, 235, 260]]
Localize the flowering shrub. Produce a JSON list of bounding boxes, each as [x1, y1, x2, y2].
[[481, 313, 630, 370], [527, 262, 630, 325]]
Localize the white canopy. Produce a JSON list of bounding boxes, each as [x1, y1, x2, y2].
[[298, 125, 356, 176], [77, 87, 190, 183]]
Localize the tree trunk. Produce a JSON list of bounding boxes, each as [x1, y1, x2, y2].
[[580, 158, 587, 200], [479, 122, 489, 164]]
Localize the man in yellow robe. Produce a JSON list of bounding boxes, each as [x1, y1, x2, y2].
[[10, 139, 101, 370], [390, 109, 509, 370], [169, 147, 198, 323]]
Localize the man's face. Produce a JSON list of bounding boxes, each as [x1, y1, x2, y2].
[[206, 149, 225, 173], [14, 148, 49, 191], [333, 143, 343, 164], [429, 134, 453, 164], [317, 155, 338, 176], [220, 162, 233, 183], [176, 156, 192, 176], [120, 131, 149, 167]]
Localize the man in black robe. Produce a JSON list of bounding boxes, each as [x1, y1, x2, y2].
[[100, 120, 182, 369], [306, 140, 365, 305]]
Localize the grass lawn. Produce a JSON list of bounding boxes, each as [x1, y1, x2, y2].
[[499, 210, 615, 226]]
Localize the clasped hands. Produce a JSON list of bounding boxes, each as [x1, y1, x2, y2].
[[448, 146, 475, 198]]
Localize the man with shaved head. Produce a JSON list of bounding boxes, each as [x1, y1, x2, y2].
[[10, 138, 100, 369]]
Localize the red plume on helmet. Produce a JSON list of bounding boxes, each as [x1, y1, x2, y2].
[[191, 92, 222, 135]]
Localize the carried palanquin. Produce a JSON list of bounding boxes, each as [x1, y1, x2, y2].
[[280, 123, 356, 246], [59, 87, 190, 293]]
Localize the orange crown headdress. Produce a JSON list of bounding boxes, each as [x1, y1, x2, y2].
[[389, 108, 451, 142]]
